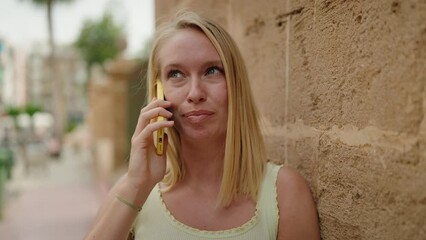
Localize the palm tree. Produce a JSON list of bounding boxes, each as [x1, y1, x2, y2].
[[30, 0, 72, 55], [22, 0, 73, 143]]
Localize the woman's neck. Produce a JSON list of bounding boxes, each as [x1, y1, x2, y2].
[[179, 138, 225, 191]]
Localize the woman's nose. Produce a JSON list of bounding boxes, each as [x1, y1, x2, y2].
[[187, 78, 206, 103]]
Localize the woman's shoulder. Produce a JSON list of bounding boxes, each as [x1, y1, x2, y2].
[[264, 162, 309, 189], [276, 167, 309, 191], [275, 166, 321, 239], [275, 166, 314, 203]]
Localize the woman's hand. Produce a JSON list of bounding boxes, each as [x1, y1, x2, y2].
[[84, 100, 173, 240], [127, 98, 174, 190]]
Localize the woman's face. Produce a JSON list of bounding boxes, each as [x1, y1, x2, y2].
[[158, 28, 228, 142]]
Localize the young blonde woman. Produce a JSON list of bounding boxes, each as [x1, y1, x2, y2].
[[86, 10, 320, 240]]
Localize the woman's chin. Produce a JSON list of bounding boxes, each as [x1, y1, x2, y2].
[[180, 129, 226, 143]]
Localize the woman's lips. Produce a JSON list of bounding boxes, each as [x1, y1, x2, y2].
[[183, 110, 214, 123]]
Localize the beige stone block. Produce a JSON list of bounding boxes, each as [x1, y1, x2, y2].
[[316, 131, 426, 239], [155, 0, 229, 27], [228, 0, 290, 127], [287, 0, 426, 134]]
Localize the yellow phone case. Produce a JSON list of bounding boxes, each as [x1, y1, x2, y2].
[[155, 80, 165, 155]]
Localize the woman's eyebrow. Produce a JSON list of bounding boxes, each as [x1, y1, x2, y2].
[[163, 60, 223, 70], [162, 63, 183, 70], [202, 60, 223, 67]]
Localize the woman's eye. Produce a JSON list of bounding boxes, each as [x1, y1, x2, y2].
[[206, 66, 223, 76], [167, 70, 182, 78]]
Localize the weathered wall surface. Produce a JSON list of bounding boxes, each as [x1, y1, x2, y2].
[[155, 0, 426, 239]]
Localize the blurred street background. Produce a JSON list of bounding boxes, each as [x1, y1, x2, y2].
[[0, 126, 101, 239], [0, 0, 154, 238]]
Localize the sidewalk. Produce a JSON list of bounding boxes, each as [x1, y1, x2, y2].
[[0, 145, 103, 240]]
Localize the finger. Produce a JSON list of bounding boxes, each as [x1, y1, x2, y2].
[[143, 98, 171, 112], [133, 100, 172, 137], [134, 120, 174, 144], [140, 107, 172, 129], [145, 106, 172, 119]]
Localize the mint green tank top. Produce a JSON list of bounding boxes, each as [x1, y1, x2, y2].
[[133, 162, 282, 239]]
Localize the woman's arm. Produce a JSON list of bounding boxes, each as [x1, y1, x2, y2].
[[85, 174, 154, 240], [277, 167, 321, 240], [85, 99, 174, 240]]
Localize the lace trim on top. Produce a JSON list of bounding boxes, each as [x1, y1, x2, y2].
[[156, 186, 260, 238]]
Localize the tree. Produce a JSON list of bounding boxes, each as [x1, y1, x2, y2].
[[5, 103, 43, 174], [4, 106, 21, 130], [21, 0, 73, 143], [75, 14, 125, 74], [24, 103, 43, 118], [27, 0, 72, 55]]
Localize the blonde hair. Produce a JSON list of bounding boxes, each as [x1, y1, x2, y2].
[[147, 10, 266, 207]]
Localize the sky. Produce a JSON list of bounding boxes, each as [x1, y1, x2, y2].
[[0, 0, 154, 57]]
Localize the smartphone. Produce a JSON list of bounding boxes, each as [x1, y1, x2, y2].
[[154, 80, 165, 155]]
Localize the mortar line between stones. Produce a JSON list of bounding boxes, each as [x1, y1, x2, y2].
[[313, 0, 319, 169], [285, 0, 291, 166]]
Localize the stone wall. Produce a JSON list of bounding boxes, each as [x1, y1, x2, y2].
[[155, 0, 426, 239]]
